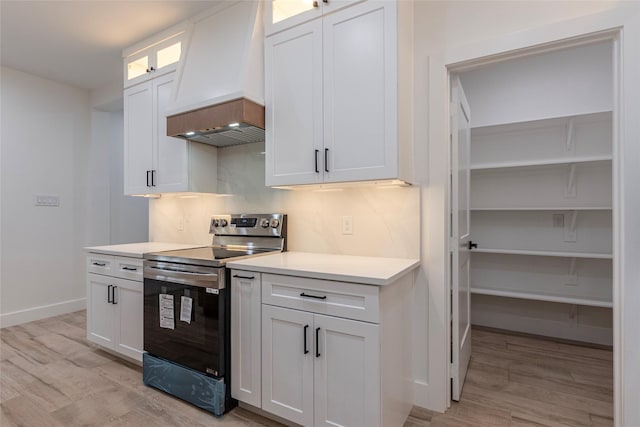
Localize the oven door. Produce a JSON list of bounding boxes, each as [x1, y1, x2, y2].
[[143, 261, 227, 378]]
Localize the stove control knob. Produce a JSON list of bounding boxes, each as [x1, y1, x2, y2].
[[260, 218, 270, 228], [219, 219, 228, 227], [212, 219, 220, 227], [270, 218, 280, 228]]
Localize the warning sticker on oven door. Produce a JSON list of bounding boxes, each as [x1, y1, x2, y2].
[[159, 294, 175, 330], [180, 296, 193, 324]]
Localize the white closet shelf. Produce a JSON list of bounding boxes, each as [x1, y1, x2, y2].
[[472, 248, 613, 259], [470, 110, 612, 131], [471, 207, 612, 211], [470, 286, 612, 308], [470, 155, 612, 171]]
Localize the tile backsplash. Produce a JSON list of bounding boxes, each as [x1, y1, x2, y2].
[[149, 142, 420, 259]]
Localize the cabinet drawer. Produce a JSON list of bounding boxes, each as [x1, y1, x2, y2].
[[261, 273, 379, 323], [87, 254, 115, 275], [87, 254, 143, 282], [113, 256, 143, 281]]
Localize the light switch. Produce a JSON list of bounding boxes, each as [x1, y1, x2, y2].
[[35, 195, 60, 207]]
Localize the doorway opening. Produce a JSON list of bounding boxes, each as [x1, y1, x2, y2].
[[447, 33, 618, 425]]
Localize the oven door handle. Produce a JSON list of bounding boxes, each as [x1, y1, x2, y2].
[[144, 265, 221, 287]]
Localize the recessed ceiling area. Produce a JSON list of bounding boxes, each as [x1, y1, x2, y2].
[[0, 1, 218, 90]]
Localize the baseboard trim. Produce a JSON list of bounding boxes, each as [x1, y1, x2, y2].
[[0, 298, 86, 328], [413, 379, 447, 413]]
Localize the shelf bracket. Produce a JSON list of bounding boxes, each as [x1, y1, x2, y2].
[[565, 164, 577, 198], [569, 304, 578, 325], [565, 117, 575, 153], [565, 257, 578, 286], [564, 210, 577, 242]]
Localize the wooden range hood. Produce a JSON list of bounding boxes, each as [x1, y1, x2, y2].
[[167, 97, 265, 147]]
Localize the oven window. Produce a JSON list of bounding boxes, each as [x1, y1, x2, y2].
[[144, 278, 225, 377]]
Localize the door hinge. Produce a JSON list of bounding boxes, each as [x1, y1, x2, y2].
[[450, 363, 456, 379]]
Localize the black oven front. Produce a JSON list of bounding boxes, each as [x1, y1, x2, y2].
[[143, 261, 229, 378]]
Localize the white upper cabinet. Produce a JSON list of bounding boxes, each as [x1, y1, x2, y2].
[[265, 20, 324, 185], [265, 1, 413, 187], [123, 31, 184, 88], [124, 72, 218, 195], [264, 0, 363, 36]]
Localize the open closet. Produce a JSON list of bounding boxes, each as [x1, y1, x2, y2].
[[458, 39, 614, 349]]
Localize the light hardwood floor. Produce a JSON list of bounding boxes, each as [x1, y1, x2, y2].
[[0, 311, 612, 426]]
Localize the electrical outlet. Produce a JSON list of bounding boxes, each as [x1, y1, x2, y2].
[[342, 216, 353, 235], [552, 214, 564, 227]]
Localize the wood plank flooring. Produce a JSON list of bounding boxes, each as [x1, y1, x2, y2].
[[0, 311, 612, 426]]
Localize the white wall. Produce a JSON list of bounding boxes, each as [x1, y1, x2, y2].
[[0, 66, 90, 325], [416, 1, 640, 423], [88, 110, 149, 246]]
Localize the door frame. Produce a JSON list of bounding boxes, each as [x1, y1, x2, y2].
[[432, 9, 639, 424]]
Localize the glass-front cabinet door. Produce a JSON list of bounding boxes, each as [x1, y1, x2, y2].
[[123, 33, 183, 88], [265, 0, 363, 36]]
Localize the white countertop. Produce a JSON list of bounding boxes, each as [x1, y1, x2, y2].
[[227, 251, 420, 286], [84, 242, 202, 258]]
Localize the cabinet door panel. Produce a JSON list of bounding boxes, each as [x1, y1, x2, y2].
[[124, 82, 154, 195], [265, 20, 323, 186], [87, 274, 114, 348], [314, 314, 380, 427], [113, 278, 144, 362], [153, 72, 188, 193], [323, 2, 397, 183], [262, 305, 314, 426], [231, 272, 262, 407]]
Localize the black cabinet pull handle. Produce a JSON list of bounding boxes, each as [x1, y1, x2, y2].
[[468, 241, 478, 250], [93, 262, 106, 267], [151, 170, 156, 187], [324, 148, 329, 172], [122, 266, 137, 271], [315, 327, 321, 357], [300, 292, 327, 300], [323, 0, 328, 3], [233, 274, 255, 280], [303, 325, 309, 354], [146, 170, 151, 187], [315, 149, 320, 173], [107, 285, 113, 303], [113, 286, 118, 304]]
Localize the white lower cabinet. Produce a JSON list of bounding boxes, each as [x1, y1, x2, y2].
[[86, 254, 144, 362], [230, 269, 411, 427]]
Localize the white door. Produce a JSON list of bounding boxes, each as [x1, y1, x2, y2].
[[153, 72, 188, 193], [262, 305, 314, 426], [87, 274, 114, 348], [113, 278, 144, 361], [450, 75, 472, 401], [314, 314, 380, 427], [265, 20, 323, 186], [124, 81, 154, 195], [322, 1, 397, 183]]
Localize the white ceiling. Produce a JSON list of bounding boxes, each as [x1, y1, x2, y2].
[[0, 1, 219, 91]]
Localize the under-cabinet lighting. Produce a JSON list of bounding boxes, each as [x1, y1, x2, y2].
[[131, 194, 162, 198], [185, 131, 196, 136], [228, 122, 240, 127], [312, 188, 345, 193]]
